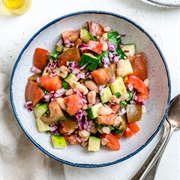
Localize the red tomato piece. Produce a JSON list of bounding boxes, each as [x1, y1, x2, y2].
[[91, 68, 111, 85], [100, 133, 120, 151], [127, 122, 140, 133], [40, 75, 62, 92], [58, 47, 81, 66], [88, 21, 104, 37], [64, 94, 84, 116], [127, 74, 149, 101], [129, 52, 148, 81], [25, 80, 44, 107], [87, 40, 103, 54], [124, 122, 140, 138], [64, 134, 79, 145], [124, 128, 134, 138], [33, 48, 50, 71]]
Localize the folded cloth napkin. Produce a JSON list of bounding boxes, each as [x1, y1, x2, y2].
[[0, 73, 66, 180]]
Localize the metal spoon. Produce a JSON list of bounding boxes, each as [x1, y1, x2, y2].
[[132, 94, 180, 180]]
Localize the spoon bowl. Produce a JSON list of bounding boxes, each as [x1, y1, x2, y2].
[[168, 95, 180, 129]]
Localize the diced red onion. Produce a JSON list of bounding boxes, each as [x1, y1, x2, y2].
[[75, 110, 84, 121], [109, 77, 115, 83], [124, 50, 129, 53], [43, 93, 53, 102], [54, 88, 66, 98], [73, 88, 82, 96], [121, 33, 126, 37], [68, 61, 79, 71], [49, 62, 57, 69], [25, 101, 33, 111], [31, 66, 42, 74], [112, 56, 119, 63], [76, 72, 86, 79], [49, 124, 59, 133], [36, 77, 40, 84], [79, 98, 87, 105], [49, 72, 56, 77], [127, 83, 134, 91], [72, 68, 80, 75], [107, 41, 117, 51], [64, 39, 74, 47], [98, 85, 105, 91], [138, 100, 145, 105], [119, 108, 126, 116], [130, 100, 136, 104], [78, 44, 91, 51]]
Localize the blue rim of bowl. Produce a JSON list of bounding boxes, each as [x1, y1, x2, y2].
[[10, 10, 171, 168]]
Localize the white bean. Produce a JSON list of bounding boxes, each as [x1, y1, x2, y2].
[[117, 59, 124, 68], [116, 67, 124, 77], [59, 65, 68, 78], [98, 105, 113, 116], [110, 95, 120, 104], [85, 80, 99, 93], [113, 116, 122, 126], [103, 26, 111, 32], [144, 78, 150, 87], [65, 89, 73, 96], [102, 33, 108, 40], [75, 83, 89, 95], [142, 105, 147, 114], [102, 127, 111, 134], [87, 91, 96, 105], [56, 97, 66, 110]]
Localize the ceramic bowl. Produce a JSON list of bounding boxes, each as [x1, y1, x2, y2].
[[10, 11, 171, 168]]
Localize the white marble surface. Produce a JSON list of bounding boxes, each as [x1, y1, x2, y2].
[[0, 0, 179, 180]]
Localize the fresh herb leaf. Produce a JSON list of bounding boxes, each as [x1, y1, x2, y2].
[[107, 31, 122, 45], [115, 92, 121, 98], [62, 81, 70, 89], [120, 100, 127, 109], [126, 90, 134, 103], [50, 50, 59, 60], [116, 46, 126, 59]]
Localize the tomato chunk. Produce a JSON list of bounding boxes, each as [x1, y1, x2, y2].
[[58, 47, 81, 66], [40, 75, 62, 92], [91, 68, 111, 85], [128, 122, 140, 133], [127, 74, 149, 101], [88, 21, 104, 37], [100, 133, 120, 151], [33, 48, 50, 71], [124, 122, 140, 138], [64, 94, 84, 116], [87, 40, 103, 54], [62, 30, 80, 43], [25, 80, 44, 107], [129, 52, 147, 81]]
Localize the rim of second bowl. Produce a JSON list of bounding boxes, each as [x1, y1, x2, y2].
[[10, 10, 171, 168]]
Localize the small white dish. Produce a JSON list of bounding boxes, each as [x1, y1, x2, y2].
[[10, 11, 171, 168], [140, 0, 180, 8]]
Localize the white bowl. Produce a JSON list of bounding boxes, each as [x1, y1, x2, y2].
[[10, 11, 171, 168]]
